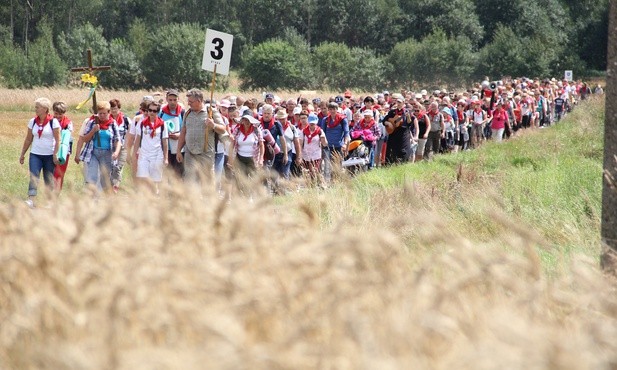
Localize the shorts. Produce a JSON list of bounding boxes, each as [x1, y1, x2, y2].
[[137, 155, 164, 182], [417, 139, 427, 157]]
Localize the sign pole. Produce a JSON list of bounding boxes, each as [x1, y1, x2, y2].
[[205, 64, 217, 151]]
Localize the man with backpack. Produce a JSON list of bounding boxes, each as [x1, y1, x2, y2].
[[176, 89, 227, 185]]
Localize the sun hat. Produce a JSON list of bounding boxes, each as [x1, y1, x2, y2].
[[363, 109, 374, 116], [275, 108, 288, 119], [235, 110, 259, 125]]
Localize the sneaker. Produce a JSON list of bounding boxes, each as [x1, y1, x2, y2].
[[24, 199, 34, 208]]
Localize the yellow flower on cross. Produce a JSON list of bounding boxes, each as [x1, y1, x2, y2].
[[80, 73, 98, 85]]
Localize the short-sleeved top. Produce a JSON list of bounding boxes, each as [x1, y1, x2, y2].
[[159, 104, 185, 154], [282, 123, 300, 154], [28, 117, 61, 155], [300, 127, 326, 161], [233, 124, 263, 163], [137, 121, 168, 159]]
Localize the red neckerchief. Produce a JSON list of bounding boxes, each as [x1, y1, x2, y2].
[[395, 108, 405, 116], [98, 116, 115, 131], [260, 116, 274, 130], [238, 124, 255, 141], [34, 114, 52, 138], [280, 120, 290, 131], [113, 112, 125, 126], [360, 118, 375, 130], [161, 104, 181, 117], [303, 125, 321, 144], [427, 110, 439, 120], [58, 115, 71, 130], [141, 116, 164, 138], [326, 113, 344, 129], [457, 110, 465, 122], [317, 111, 325, 120]]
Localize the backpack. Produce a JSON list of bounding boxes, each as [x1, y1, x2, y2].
[[138, 121, 165, 149], [263, 132, 276, 161]]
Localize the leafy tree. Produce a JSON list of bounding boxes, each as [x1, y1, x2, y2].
[[57, 23, 108, 68], [142, 23, 226, 90], [127, 19, 150, 63], [0, 42, 28, 88], [0, 20, 66, 88], [562, 0, 609, 71], [239, 40, 310, 90], [400, 0, 484, 45], [100, 39, 143, 89], [389, 30, 477, 87], [312, 42, 355, 91], [348, 47, 388, 91], [387, 38, 419, 87], [476, 25, 526, 78], [279, 28, 317, 87]]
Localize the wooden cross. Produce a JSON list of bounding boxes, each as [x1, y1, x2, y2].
[[70, 49, 111, 145]]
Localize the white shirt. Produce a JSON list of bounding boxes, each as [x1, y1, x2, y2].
[[236, 129, 259, 158], [300, 127, 325, 161], [28, 117, 60, 155], [283, 124, 299, 154], [137, 122, 169, 160]]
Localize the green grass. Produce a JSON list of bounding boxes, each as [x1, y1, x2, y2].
[[328, 97, 605, 270]]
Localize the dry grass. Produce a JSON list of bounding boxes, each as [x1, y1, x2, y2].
[[0, 87, 346, 112], [0, 178, 615, 369]]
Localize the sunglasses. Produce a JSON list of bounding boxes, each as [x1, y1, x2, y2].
[[148, 108, 158, 113]]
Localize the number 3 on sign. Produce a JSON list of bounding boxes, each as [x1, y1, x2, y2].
[[202, 29, 233, 75]]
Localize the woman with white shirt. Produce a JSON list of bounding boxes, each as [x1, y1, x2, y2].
[[300, 113, 328, 186], [135, 101, 169, 194], [229, 112, 264, 193], [19, 97, 61, 207]]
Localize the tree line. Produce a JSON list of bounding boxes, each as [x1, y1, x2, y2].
[[0, 0, 608, 90]]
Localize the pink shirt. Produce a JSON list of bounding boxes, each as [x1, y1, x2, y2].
[[491, 109, 508, 130]]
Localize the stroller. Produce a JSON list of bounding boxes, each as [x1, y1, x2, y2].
[[342, 129, 375, 174]]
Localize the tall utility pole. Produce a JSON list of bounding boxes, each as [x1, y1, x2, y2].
[[601, 0, 617, 275]]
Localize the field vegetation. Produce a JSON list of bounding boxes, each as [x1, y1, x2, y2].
[[0, 94, 615, 369]]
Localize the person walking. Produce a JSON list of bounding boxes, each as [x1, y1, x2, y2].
[[19, 98, 61, 207]]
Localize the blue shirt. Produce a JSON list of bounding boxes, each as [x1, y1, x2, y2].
[[320, 114, 349, 148]]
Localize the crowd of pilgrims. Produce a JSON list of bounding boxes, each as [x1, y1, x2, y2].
[[20, 76, 599, 206]]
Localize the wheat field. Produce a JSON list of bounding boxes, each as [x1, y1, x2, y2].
[[1, 89, 616, 369], [0, 177, 615, 369]]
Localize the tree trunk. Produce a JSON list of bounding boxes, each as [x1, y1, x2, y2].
[[10, 0, 14, 42], [601, 0, 617, 275]]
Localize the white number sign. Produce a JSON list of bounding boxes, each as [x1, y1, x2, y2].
[[202, 29, 233, 75]]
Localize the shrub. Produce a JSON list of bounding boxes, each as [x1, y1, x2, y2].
[[239, 40, 309, 90], [142, 23, 225, 90], [100, 39, 143, 89]]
